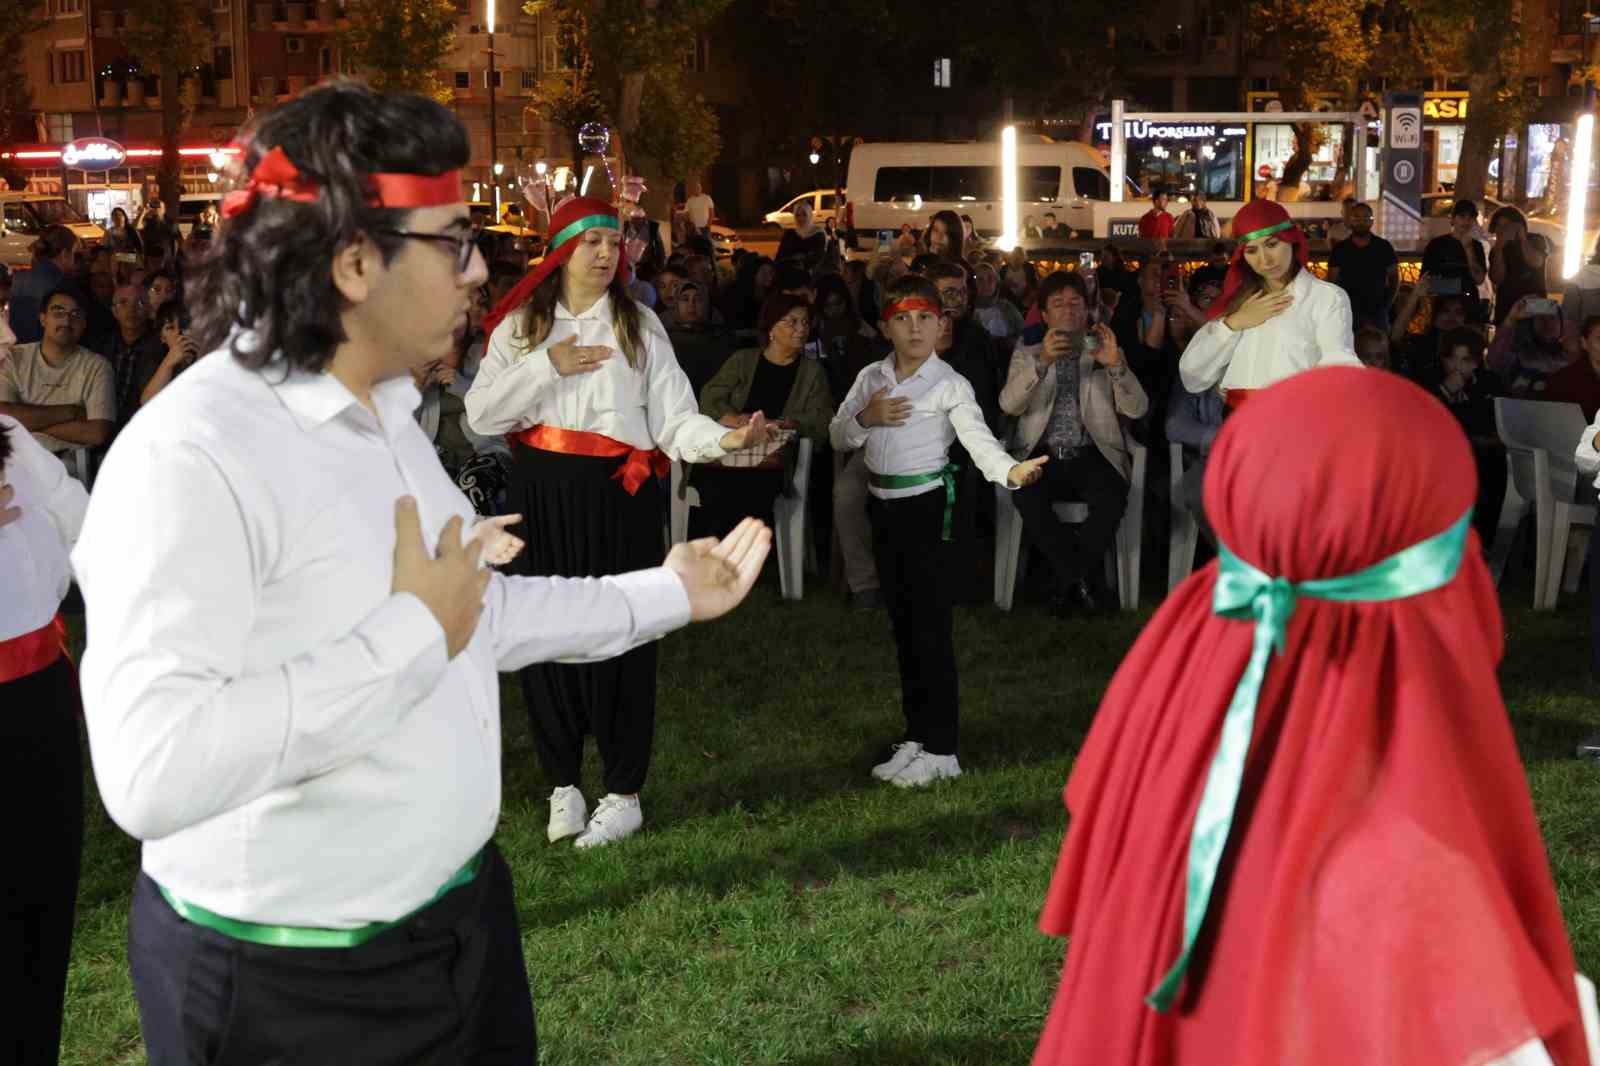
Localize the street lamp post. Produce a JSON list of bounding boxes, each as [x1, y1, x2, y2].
[[486, 0, 498, 219]]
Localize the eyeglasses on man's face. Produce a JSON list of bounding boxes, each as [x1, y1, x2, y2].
[[374, 228, 479, 275], [46, 306, 86, 322]]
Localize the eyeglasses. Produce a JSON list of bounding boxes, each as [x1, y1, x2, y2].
[[374, 228, 478, 275], [46, 307, 86, 321], [775, 315, 810, 332]]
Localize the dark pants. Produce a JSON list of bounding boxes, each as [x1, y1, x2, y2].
[[1011, 446, 1129, 587], [1179, 451, 1217, 546], [868, 489, 959, 756], [511, 445, 663, 796], [1589, 523, 1600, 683], [688, 463, 785, 541], [1, 656, 81, 1066], [130, 844, 536, 1066]]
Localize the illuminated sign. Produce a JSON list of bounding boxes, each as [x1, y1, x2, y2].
[[1423, 97, 1468, 121], [1095, 121, 1225, 141], [60, 138, 127, 171]]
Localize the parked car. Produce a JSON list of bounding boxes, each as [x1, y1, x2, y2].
[[0, 193, 105, 268], [763, 189, 840, 230]]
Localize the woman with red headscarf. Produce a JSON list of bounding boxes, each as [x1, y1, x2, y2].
[[1033, 367, 1599, 1066], [465, 196, 772, 850], [1179, 199, 1360, 407]]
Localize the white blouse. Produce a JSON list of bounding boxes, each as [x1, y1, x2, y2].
[[1179, 268, 1362, 394], [464, 293, 728, 463], [0, 413, 87, 642]]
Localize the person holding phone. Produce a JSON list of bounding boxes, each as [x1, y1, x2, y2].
[[1421, 198, 1488, 320], [135, 302, 201, 407], [1489, 205, 1550, 328], [1488, 294, 1572, 398]]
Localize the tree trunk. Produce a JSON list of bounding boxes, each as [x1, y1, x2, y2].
[[1077, 98, 1099, 144], [1278, 121, 1316, 198], [158, 59, 183, 214], [1454, 72, 1500, 205]]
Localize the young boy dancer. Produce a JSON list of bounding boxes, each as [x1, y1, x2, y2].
[[830, 275, 1046, 787]]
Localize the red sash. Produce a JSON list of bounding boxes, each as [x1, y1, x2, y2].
[[510, 425, 669, 495], [0, 615, 66, 685], [1224, 388, 1258, 412]]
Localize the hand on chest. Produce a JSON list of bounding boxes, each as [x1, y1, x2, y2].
[[545, 323, 646, 412]]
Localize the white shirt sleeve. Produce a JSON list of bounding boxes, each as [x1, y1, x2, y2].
[[486, 566, 690, 671], [75, 440, 451, 842], [1578, 412, 1600, 479], [1179, 319, 1243, 393], [829, 365, 876, 452], [4, 415, 87, 550], [463, 319, 560, 436], [642, 312, 728, 463], [1315, 284, 1362, 367], [943, 378, 1018, 487]]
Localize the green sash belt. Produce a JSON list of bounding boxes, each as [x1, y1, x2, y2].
[[870, 464, 960, 540], [1146, 510, 1471, 1012], [156, 848, 485, 950]]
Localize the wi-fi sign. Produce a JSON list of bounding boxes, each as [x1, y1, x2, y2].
[[1390, 107, 1422, 149]]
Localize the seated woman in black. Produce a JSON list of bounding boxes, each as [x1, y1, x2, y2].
[[1423, 326, 1506, 547], [691, 293, 837, 538]]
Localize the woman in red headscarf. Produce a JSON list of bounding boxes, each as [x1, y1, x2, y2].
[[1032, 367, 1598, 1066], [1178, 199, 1360, 408], [465, 197, 772, 850]]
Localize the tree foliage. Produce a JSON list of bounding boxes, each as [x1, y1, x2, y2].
[[337, 0, 459, 104], [0, 1, 44, 187], [123, 0, 212, 212], [628, 65, 720, 181]]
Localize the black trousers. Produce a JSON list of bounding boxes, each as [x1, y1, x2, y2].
[[1590, 520, 1600, 683], [867, 489, 959, 756], [130, 843, 536, 1066], [510, 444, 662, 796], [1011, 445, 1129, 587], [1, 656, 81, 1066], [687, 463, 784, 541]]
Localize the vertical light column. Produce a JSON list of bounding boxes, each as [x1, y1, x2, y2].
[[997, 124, 1018, 251], [1564, 112, 1594, 279]]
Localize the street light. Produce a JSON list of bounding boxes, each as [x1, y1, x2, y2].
[[486, 0, 499, 221], [808, 151, 820, 166], [1564, 111, 1594, 279], [996, 124, 1018, 251]]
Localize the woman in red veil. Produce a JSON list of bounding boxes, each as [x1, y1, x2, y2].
[[1033, 367, 1598, 1066]]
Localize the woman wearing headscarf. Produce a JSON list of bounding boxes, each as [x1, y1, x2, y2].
[[0, 391, 90, 1064], [1032, 367, 1598, 1066], [466, 196, 773, 850], [1178, 199, 1360, 407]]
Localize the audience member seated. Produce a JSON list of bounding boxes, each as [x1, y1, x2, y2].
[[9, 227, 79, 345], [668, 281, 736, 397], [1389, 285, 1471, 384], [1488, 295, 1573, 398], [653, 263, 687, 328], [999, 270, 1149, 615], [721, 254, 775, 330], [136, 302, 201, 408], [1168, 265, 1225, 351], [814, 274, 885, 401], [1354, 326, 1393, 370], [1166, 374, 1225, 546], [145, 271, 180, 324], [972, 261, 1025, 347], [1545, 314, 1600, 421], [101, 284, 162, 430], [926, 261, 1001, 432], [1424, 327, 1505, 545], [692, 293, 836, 538], [0, 285, 115, 456], [842, 259, 879, 324]]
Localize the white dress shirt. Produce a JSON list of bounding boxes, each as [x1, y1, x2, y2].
[[1577, 412, 1600, 489], [74, 347, 691, 928], [463, 294, 727, 463], [829, 354, 1017, 499], [1179, 269, 1361, 394], [0, 413, 88, 642]]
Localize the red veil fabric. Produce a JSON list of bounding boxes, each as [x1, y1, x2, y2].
[[1205, 198, 1310, 321], [1032, 367, 1589, 1066], [480, 195, 630, 338]]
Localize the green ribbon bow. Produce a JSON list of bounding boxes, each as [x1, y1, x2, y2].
[[869, 464, 960, 540], [1146, 509, 1472, 1012]]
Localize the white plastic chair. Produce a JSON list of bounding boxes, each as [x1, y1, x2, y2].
[[670, 437, 815, 600], [1169, 442, 1200, 592], [1493, 398, 1596, 610], [994, 442, 1146, 611], [66, 446, 93, 489]]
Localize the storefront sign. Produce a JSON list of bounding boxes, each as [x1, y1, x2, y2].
[[1381, 92, 1425, 246], [1247, 90, 1468, 123], [60, 138, 127, 171], [1423, 97, 1468, 121], [1094, 121, 1222, 142]]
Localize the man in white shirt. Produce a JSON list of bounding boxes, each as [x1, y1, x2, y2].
[[684, 179, 715, 234], [74, 82, 770, 1066]]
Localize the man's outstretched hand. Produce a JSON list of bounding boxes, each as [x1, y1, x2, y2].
[[664, 517, 773, 622]]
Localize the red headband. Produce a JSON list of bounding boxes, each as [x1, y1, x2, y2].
[[884, 297, 941, 318], [220, 146, 462, 219]]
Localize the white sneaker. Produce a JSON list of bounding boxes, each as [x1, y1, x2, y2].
[[547, 786, 587, 843], [891, 751, 962, 789], [574, 794, 643, 849], [872, 741, 923, 781]]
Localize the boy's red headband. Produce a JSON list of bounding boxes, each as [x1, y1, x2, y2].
[[220, 146, 461, 219], [884, 297, 941, 318]]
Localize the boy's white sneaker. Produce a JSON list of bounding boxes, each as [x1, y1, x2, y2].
[[891, 751, 962, 788], [547, 786, 587, 843], [872, 741, 923, 781], [574, 794, 643, 849]]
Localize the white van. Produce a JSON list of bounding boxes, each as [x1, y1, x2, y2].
[[845, 140, 1126, 245]]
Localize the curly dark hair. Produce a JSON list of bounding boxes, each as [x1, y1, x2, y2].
[[190, 79, 470, 374]]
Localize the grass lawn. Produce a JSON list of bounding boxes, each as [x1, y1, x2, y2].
[[57, 569, 1600, 1065]]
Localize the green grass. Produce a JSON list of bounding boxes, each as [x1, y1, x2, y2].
[[57, 571, 1600, 1065]]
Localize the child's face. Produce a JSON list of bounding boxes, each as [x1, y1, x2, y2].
[[884, 305, 939, 361], [1443, 344, 1478, 384], [1356, 338, 1390, 369]]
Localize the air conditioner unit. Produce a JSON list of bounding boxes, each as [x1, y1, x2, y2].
[[285, 35, 304, 53]]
